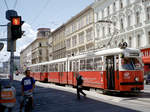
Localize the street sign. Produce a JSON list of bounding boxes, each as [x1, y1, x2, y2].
[[6, 10, 18, 21], [0, 42, 4, 51]]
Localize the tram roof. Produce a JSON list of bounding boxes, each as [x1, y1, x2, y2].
[[95, 47, 140, 56], [29, 58, 67, 67], [29, 47, 140, 67]]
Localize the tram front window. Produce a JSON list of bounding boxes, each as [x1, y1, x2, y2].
[[121, 58, 142, 70]]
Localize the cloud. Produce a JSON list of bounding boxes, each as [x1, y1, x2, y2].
[[15, 23, 37, 56]]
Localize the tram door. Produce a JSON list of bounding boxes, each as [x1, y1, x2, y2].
[[106, 56, 115, 90]]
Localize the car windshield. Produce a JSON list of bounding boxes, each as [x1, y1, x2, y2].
[[121, 58, 142, 70]]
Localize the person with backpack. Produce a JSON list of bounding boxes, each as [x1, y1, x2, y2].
[[0, 79, 16, 112], [19, 69, 35, 112], [76, 73, 86, 100]]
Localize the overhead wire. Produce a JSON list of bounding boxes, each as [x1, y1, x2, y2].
[[3, 0, 9, 10], [13, 0, 18, 10], [32, 0, 51, 24]]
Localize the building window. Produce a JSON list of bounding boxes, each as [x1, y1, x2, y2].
[[39, 49, 42, 55], [78, 20, 82, 30], [102, 10, 104, 18], [79, 32, 84, 44], [136, 12, 140, 24], [86, 14, 89, 25], [148, 31, 150, 44], [127, 0, 130, 5], [103, 27, 105, 37], [66, 39, 71, 48], [137, 34, 140, 47], [89, 13, 92, 23], [120, 0, 123, 9], [113, 21, 116, 27], [113, 2, 116, 12], [107, 6, 110, 15], [128, 15, 131, 26], [147, 7, 150, 20], [129, 37, 132, 47], [115, 40, 117, 47], [72, 36, 77, 47], [108, 27, 111, 34], [86, 28, 93, 41], [120, 18, 124, 30], [39, 43, 42, 47]]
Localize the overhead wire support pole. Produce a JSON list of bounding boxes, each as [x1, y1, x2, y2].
[[10, 40, 14, 83], [96, 20, 119, 48]]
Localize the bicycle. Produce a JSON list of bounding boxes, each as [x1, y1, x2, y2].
[[20, 95, 33, 112]]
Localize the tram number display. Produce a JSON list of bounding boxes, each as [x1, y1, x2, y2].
[[129, 53, 139, 56]]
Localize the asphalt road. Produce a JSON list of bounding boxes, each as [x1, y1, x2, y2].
[[1, 74, 150, 112]]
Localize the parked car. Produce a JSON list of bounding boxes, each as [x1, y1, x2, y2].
[[146, 74, 150, 85]]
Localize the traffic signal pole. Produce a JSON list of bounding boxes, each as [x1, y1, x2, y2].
[[10, 40, 14, 82], [6, 10, 24, 82]]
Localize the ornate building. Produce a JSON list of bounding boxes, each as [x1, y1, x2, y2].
[[92, 0, 150, 49]]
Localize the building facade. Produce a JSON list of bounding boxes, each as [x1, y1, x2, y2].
[[52, 25, 66, 60], [65, 5, 95, 57], [20, 28, 50, 69], [20, 44, 32, 72], [31, 28, 50, 64], [48, 33, 53, 61], [92, 0, 150, 49]]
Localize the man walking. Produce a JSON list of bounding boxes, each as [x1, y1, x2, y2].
[[76, 73, 86, 100], [20, 69, 35, 112]]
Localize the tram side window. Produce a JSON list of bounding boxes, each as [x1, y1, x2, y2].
[[52, 64, 55, 72], [35, 66, 38, 72], [55, 64, 58, 72], [73, 62, 76, 71], [48, 64, 51, 72], [70, 61, 72, 71], [64, 62, 66, 72], [42, 65, 45, 72], [45, 65, 48, 72], [80, 59, 86, 71], [86, 58, 94, 71], [39, 66, 41, 72], [94, 57, 103, 71]]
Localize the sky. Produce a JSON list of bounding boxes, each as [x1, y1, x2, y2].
[[0, 0, 94, 64]]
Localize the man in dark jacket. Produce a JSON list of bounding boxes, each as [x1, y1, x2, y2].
[[76, 73, 86, 100]]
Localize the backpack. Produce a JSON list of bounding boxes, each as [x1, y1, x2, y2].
[[77, 76, 83, 85]]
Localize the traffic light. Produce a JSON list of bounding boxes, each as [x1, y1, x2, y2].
[[7, 22, 16, 52], [10, 16, 24, 40]]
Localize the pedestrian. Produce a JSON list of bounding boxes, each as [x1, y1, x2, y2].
[[19, 69, 35, 112], [76, 72, 86, 100], [0, 79, 16, 112]]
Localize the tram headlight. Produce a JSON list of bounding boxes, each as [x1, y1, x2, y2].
[[135, 77, 139, 82]]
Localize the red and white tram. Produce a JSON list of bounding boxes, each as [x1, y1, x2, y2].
[[29, 47, 144, 93]]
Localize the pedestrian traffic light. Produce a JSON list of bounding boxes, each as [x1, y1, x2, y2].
[[10, 16, 24, 40]]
